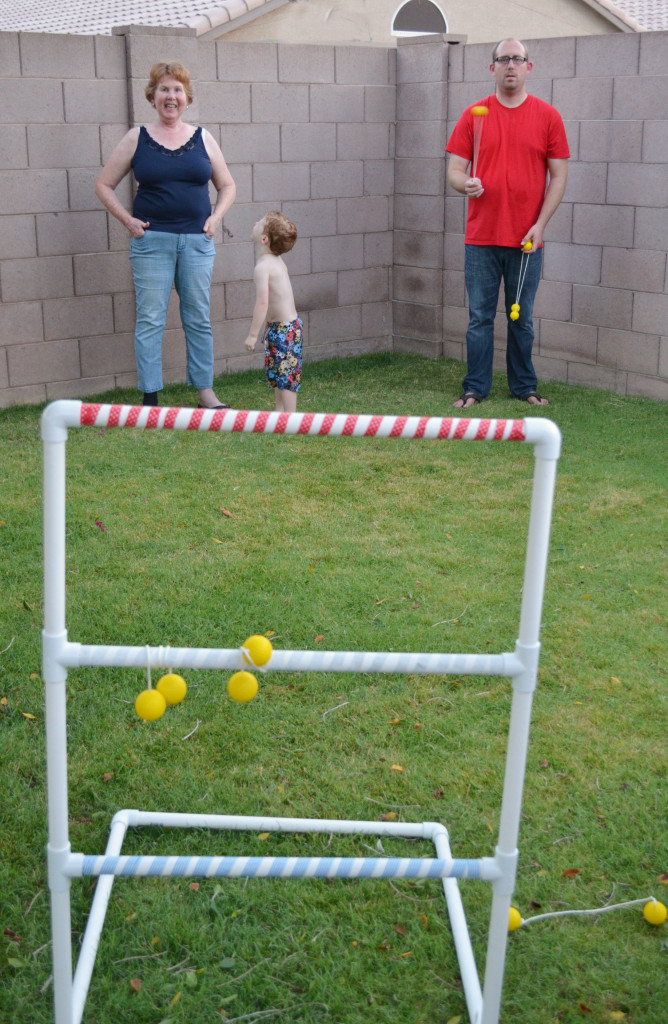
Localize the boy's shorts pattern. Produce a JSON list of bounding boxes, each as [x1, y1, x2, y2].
[[264, 316, 303, 392]]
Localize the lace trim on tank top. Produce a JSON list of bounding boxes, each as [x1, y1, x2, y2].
[[140, 125, 202, 156]]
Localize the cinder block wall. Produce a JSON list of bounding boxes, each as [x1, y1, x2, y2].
[[434, 31, 668, 400], [0, 27, 395, 407], [0, 28, 666, 406]]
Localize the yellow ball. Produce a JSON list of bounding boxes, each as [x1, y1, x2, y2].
[[508, 907, 522, 932], [135, 688, 167, 721], [523, 240, 533, 251], [643, 899, 667, 926], [228, 671, 259, 703], [471, 105, 489, 116], [511, 303, 520, 312], [509, 310, 520, 321], [156, 673, 187, 706], [242, 634, 273, 668]]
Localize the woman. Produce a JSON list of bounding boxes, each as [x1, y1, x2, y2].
[[95, 61, 236, 408]]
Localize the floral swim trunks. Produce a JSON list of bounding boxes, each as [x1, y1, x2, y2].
[[264, 316, 303, 392]]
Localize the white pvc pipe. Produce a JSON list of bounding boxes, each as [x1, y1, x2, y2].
[[434, 827, 483, 1024]]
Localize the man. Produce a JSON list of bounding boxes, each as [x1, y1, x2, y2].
[[446, 39, 569, 408]]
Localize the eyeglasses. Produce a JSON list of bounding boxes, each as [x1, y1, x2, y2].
[[494, 56, 528, 65]]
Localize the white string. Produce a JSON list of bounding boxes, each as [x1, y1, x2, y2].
[[515, 249, 531, 308], [519, 896, 657, 927], [145, 644, 151, 688]]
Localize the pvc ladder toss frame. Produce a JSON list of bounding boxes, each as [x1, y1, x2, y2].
[[40, 400, 561, 1024]]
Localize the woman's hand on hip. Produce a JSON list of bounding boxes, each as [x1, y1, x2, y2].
[[129, 218, 150, 238], [202, 216, 218, 239]]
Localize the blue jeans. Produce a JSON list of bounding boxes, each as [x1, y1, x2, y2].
[[129, 231, 216, 393], [462, 244, 543, 399]]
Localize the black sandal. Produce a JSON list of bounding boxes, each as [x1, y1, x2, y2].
[[515, 391, 549, 406], [453, 392, 482, 409]]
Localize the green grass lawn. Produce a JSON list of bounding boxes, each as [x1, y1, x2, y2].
[[1, 353, 666, 1024]]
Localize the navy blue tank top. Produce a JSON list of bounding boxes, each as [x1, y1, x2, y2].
[[132, 126, 212, 234]]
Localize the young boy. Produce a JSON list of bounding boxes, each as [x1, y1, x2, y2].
[[244, 211, 303, 412]]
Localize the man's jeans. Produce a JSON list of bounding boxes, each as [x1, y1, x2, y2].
[[129, 231, 216, 393], [462, 244, 543, 399]]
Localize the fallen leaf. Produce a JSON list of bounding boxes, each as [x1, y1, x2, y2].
[[391, 764, 403, 772], [562, 868, 582, 877], [578, 1003, 593, 1014], [379, 812, 396, 822], [169, 992, 182, 1008], [129, 978, 142, 993], [29, 673, 39, 680], [446, 1017, 463, 1024], [102, 772, 114, 782], [609, 1013, 627, 1021], [22, 600, 34, 611], [265, 630, 276, 637], [0, 697, 7, 706], [658, 874, 668, 884], [151, 936, 162, 948], [395, 924, 405, 935], [94, 520, 106, 532], [257, 832, 270, 841], [21, 712, 36, 720], [4, 929, 21, 943], [211, 538, 223, 544], [125, 911, 136, 922], [420, 915, 428, 928], [388, 718, 401, 725], [314, 635, 324, 643], [189, 882, 199, 892], [220, 508, 233, 518], [396, 951, 413, 958], [610, 677, 621, 684]]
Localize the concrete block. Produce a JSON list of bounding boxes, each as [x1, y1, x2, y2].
[[397, 81, 447, 122], [292, 272, 338, 311], [224, 279, 256, 320], [252, 162, 311, 202], [8, 339, 80, 387], [579, 120, 642, 163], [563, 161, 607, 204], [643, 119, 668, 163], [0, 301, 44, 345], [0, 216, 37, 260], [395, 157, 445, 197], [310, 84, 364, 123], [0, 32, 20, 77], [393, 335, 443, 359], [552, 77, 613, 120], [72, 251, 133, 295], [337, 196, 389, 234], [364, 231, 393, 267], [312, 233, 364, 274], [634, 206, 668, 251], [308, 303, 361, 342], [252, 83, 310, 123], [336, 123, 390, 160], [444, 197, 465, 234], [397, 38, 447, 85], [395, 194, 444, 233], [21, 32, 96, 78], [601, 248, 666, 293], [4, 78, 64, 124], [394, 230, 443, 270], [533, 279, 573, 321], [632, 291, 668, 336], [442, 337, 465, 363], [365, 85, 396, 122], [396, 119, 448, 160], [531, 353, 568, 384], [27, 124, 101, 170], [99, 123, 133, 163], [543, 202, 572, 244], [0, 125, 28, 169], [442, 232, 465, 271], [112, 291, 138, 334], [443, 269, 466, 307], [338, 267, 389, 305], [538, 319, 597, 363], [2, 255, 73, 302], [567, 361, 627, 394], [394, 299, 443, 340], [0, 353, 9, 391], [607, 162, 668, 208], [281, 123, 336, 162], [80, 332, 135, 377], [572, 205, 634, 248], [94, 35, 127, 79], [217, 41, 278, 82], [199, 81, 251, 123], [447, 39, 465, 83], [572, 285, 632, 329], [639, 30, 668, 76], [125, 32, 198, 83], [283, 239, 311, 276], [521, 37, 576, 79], [612, 74, 668, 120], [224, 124, 280, 163], [575, 33, 639, 77], [563, 120, 580, 161], [64, 79, 128, 125], [282, 199, 337, 238], [447, 81, 491, 122], [394, 265, 441, 305], [210, 282, 226, 324], [625, 373, 668, 401], [661, 338, 668, 381], [43, 294, 114, 342], [47, 375, 116, 401], [335, 46, 391, 86], [278, 44, 334, 84], [311, 160, 363, 199], [441, 303, 470, 341], [0, 383, 47, 408], [36, 212, 109, 257], [362, 300, 392, 337], [363, 159, 394, 197], [598, 328, 660, 375], [544, 240, 602, 285], [194, 40, 217, 82], [214, 239, 254, 283], [0, 169, 67, 216]]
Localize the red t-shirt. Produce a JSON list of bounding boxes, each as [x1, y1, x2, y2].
[[446, 94, 570, 247]]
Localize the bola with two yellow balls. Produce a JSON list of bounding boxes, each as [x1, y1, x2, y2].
[[135, 673, 187, 721]]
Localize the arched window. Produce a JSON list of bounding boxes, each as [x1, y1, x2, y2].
[[392, 0, 448, 37]]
